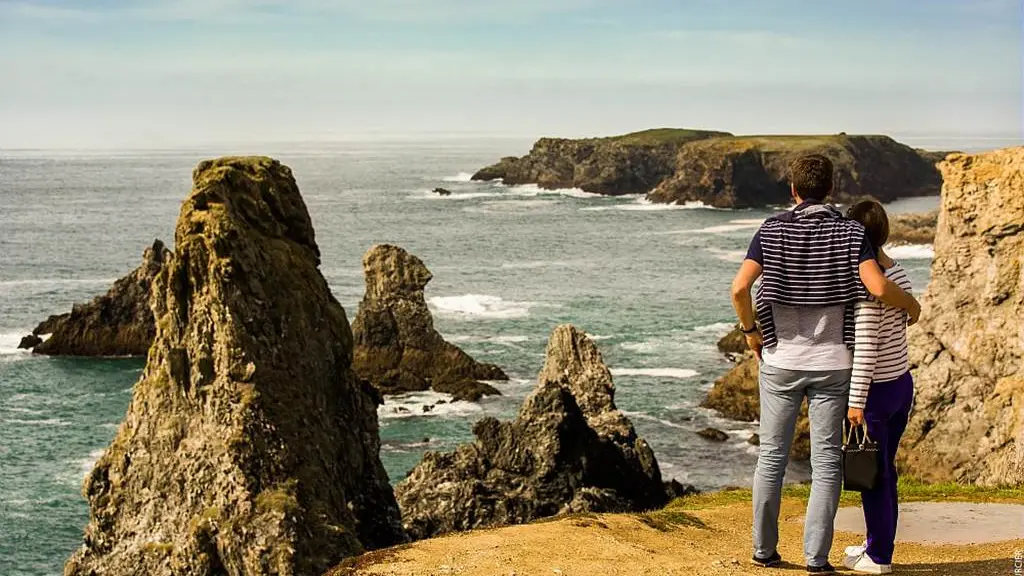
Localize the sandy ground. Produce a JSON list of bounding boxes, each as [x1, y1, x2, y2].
[[330, 499, 1023, 576], [833, 502, 1024, 545]]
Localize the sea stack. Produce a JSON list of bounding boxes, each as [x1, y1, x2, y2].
[[24, 239, 169, 356], [351, 244, 507, 401], [902, 148, 1024, 486], [394, 325, 669, 540], [65, 157, 405, 576]]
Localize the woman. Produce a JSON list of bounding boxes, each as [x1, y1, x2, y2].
[[843, 200, 915, 575]]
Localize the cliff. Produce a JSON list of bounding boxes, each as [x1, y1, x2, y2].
[[22, 240, 169, 356], [65, 157, 405, 576], [648, 134, 943, 208], [394, 325, 671, 540], [888, 211, 938, 245], [471, 128, 731, 195], [902, 148, 1024, 486], [473, 131, 943, 207], [351, 244, 507, 401]]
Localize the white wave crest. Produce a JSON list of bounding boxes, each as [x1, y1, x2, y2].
[[610, 368, 699, 379], [580, 197, 701, 212], [693, 322, 736, 334], [80, 449, 106, 479], [442, 172, 475, 182], [886, 244, 935, 260], [502, 183, 601, 199], [429, 294, 533, 319], [0, 331, 33, 358], [378, 390, 486, 420]]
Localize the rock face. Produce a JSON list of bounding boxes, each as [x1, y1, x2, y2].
[[902, 149, 1024, 486], [887, 211, 937, 245], [471, 128, 731, 195], [351, 244, 507, 401], [394, 325, 668, 540], [26, 240, 169, 356], [65, 157, 405, 576], [648, 135, 943, 208]]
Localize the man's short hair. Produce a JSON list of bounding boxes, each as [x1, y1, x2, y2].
[[789, 154, 834, 201], [847, 200, 890, 250]]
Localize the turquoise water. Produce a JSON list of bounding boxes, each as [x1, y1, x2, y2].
[[0, 141, 937, 575]]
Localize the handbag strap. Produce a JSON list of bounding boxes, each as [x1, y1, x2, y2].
[[843, 422, 873, 446]]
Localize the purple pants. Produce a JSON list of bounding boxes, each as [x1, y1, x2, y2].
[[861, 371, 914, 565]]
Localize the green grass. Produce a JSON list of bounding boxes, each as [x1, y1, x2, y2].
[[664, 479, 1024, 512], [600, 128, 732, 146]]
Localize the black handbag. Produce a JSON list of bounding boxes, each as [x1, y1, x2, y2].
[[842, 423, 880, 492]]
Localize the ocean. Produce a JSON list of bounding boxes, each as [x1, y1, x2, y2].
[[0, 139, 942, 575]]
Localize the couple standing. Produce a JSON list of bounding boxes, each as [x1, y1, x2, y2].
[[731, 155, 920, 575]]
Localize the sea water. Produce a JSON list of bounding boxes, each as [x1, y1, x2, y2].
[[0, 140, 938, 575]]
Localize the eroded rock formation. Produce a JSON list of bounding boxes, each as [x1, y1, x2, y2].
[[887, 211, 937, 245], [65, 157, 405, 576], [471, 129, 731, 195], [902, 149, 1024, 486], [394, 325, 669, 539], [648, 135, 942, 208], [351, 244, 507, 401], [24, 240, 169, 356]]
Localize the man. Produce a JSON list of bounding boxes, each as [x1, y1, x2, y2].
[[730, 155, 920, 575]]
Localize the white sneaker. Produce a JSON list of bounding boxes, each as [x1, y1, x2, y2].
[[842, 553, 892, 574], [844, 542, 867, 558]]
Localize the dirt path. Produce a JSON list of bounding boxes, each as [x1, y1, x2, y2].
[[332, 498, 1022, 576]]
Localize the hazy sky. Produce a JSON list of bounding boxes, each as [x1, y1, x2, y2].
[[1, 0, 1021, 148]]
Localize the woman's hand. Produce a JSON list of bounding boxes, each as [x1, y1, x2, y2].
[[848, 407, 865, 427]]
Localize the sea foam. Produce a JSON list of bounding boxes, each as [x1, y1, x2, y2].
[[886, 244, 935, 260], [610, 368, 699, 379], [442, 172, 475, 182], [429, 294, 533, 319], [378, 390, 487, 421]]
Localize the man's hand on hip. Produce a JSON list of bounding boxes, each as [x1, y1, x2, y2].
[[745, 330, 763, 361]]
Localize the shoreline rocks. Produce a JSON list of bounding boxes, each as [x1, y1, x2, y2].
[[394, 325, 671, 540], [901, 149, 1024, 486], [65, 157, 405, 576], [887, 210, 937, 245], [473, 130, 945, 207], [24, 239, 169, 357], [351, 244, 507, 401]]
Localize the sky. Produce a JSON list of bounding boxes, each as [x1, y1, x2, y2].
[[0, 0, 1021, 148]]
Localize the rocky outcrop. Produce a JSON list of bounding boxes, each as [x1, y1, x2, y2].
[[702, 343, 810, 460], [471, 128, 731, 195], [717, 325, 747, 355], [888, 211, 937, 245], [648, 135, 943, 208], [394, 325, 669, 540], [902, 148, 1024, 486], [65, 157, 405, 576], [24, 240, 169, 356], [351, 244, 507, 401]]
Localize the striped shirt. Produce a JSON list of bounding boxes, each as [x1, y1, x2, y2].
[[849, 263, 912, 409], [747, 202, 875, 349]]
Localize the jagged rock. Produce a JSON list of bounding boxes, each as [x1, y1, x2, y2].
[[902, 148, 1024, 486], [697, 428, 729, 442], [64, 157, 405, 576], [717, 326, 747, 355], [17, 334, 42, 349], [702, 354, 810, 460], [648, 135, 943, 208], [351, 244, 507, 399], [748, 434, 760, 446], [28, 240, 169, 356], [887, 211, 937, 245], [471, 129, 731, 195], [394, 325, 668, 540], [432, 187, 452, 196]]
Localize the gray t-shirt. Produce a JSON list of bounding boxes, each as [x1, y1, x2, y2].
[[762, 304, 852, 371]]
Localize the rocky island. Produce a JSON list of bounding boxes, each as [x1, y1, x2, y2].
[[65, 157, 405, 576], [474, 129, 946, 208]]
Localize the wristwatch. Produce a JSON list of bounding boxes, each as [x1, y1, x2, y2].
[[741, 325, 759, 334]]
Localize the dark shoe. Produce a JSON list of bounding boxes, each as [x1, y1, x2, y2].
[[806, 563, 838, 574], [752, 552, 782, 568]]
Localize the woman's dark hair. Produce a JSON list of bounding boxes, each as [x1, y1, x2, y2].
[[789, 154, 834, 201], [847, 199, 890, 250]]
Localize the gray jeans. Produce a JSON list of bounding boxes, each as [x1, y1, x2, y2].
[[752, 363, 850, 568]]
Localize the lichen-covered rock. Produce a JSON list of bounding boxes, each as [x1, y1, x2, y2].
[[64, 157, 405, 576], [648, 135, 942, 208], [394, 325, 668, 540], [902, 148, 1024, 486], [471, 129, 731, 195], [351, 244, 506, 400], [27, 239, 169, 356], [701, 354, 810, 460], [887, 211, 937, 245], [717, 325, 747, 355]]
